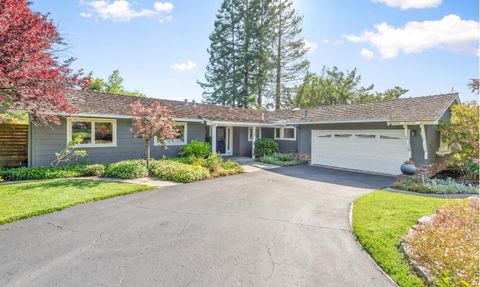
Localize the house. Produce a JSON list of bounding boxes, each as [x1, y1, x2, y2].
[[27, 91, 459, 175]]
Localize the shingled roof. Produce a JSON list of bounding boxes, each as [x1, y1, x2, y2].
[[271, 93, 459, 123], [66, 91, 458, 124], [67, 91, 268, 123]]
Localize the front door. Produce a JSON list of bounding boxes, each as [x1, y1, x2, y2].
[[215, 126, 233, 155]]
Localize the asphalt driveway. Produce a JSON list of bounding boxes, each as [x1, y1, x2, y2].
[[0, 165, 395, 287]]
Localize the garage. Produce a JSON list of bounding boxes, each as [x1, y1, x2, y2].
[[311, 130, 409, 175]]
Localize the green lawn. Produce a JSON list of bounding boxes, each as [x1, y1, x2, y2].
[[0, 179, 153, 225], [351, 190, 449, 287]]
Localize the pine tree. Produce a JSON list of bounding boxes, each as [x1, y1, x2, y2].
[[199, 0, 243, 106], [271, 0, 309, 110]]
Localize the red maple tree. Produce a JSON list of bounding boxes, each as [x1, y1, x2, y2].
[[0, 0, 88, 124], [130, 101, 179, 169]]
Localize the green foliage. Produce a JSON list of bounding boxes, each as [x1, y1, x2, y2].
[[288, 67, 408, 108], [88, 70, 145, 97], [439, 102, 479, 181], [254, 138, 279, 157], [260, 152, 306, 166], [0, 179, 152, 225], [51, 138, 88, 167], [199, 0, 308, 109], [104, 160, 148, 179], [203, 153, 224, 172], [352, 191, 447, 287], [392, 177, 478, 194], [149, 160, 210, 183], [179, 140, 211, 159], [0, 163, 105, 181], [83, 164, 105, 177]]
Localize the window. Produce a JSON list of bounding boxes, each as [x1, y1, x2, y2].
[[248, 127, 261, 141], [356, 134, 376, 139], [155, 122, 187, 146], [274, 127, 296, 141], [67, 118, 116, 147]]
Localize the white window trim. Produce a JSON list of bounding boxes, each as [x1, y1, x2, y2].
[[154, 122, 188, 146], [67, 118, 117, 148], [248, 127, 262, 141], [274, 127, 296, 141]]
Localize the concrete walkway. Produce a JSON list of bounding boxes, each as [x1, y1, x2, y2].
[[0, 165, 395, 287]]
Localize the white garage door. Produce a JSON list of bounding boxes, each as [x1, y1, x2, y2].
[[311, 130, 408, 175]]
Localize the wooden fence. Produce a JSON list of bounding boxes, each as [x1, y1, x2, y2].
[[0, 124, 28, 167]]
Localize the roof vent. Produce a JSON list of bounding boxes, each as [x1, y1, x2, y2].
[[184, 99, 188, 106], [303, 110, 308, 118], [192, 99, 196, 107], [292, 108, 300, 111]]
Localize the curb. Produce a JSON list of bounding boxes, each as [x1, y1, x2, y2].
[[348, 202, 400, 287]]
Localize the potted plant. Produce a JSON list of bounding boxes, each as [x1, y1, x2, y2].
[[401, 160, 416, 175]]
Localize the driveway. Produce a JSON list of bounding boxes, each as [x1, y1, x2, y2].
[[0, 165, 394, 287]]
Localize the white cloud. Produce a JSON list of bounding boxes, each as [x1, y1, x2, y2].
[[81, 0, 173, 22], [360, 48, 375, 59], [303, 40, 318, 53], [372, 0, 442, 10], [154, 2, 174, 12], [344, 15, 480, 59], [171, 61, 197, 73], [322, 39, 329, 44], [80, 12, 92, 18]]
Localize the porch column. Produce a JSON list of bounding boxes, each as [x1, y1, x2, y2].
[[251, 126, 256, 159], [403, 124, 412, 159], [211, 124, 217, 154], [420, 124, 428, 160]]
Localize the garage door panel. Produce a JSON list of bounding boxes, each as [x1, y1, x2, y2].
[[311, 130, 407, 175]]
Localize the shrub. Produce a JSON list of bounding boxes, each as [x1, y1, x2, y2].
[[83, 164, 105, 177], [105, 160, 148, 179], [392, 177, 478, 194], [259, 153, 306, 167], [179, 141, 211, 159], [404, 199, 479, 286], [149, 160, 209, 183], [0, 163, 96, 181], [203, 153, 224, 174], [254, 138, 278, 157], [222, 160, 244, 174]]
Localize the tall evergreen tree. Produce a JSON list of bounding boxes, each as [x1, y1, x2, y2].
[[199, 0, 243, 106], [271, 0, 309, 110], [200, 0, 307, 109]]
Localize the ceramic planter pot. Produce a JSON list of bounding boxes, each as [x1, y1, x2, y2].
[[400, 163, 416, 175]]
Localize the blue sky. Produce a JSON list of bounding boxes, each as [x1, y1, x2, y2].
[[32, 0, 479, 103]]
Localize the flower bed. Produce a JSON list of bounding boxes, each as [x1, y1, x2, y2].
[[402, 199, 479, 286], [259, 153, 308, 167], [392, 177, 478, 194]]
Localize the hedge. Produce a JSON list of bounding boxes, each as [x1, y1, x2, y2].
[[104, 160, 148, 179], [149, 160, 210, 183]]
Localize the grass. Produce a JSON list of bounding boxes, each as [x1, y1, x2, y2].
[[0, 179, 153, 225], [351, 190, 449, 287]]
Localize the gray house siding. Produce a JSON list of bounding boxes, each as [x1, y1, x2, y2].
[[233, 127, 251, 157], [30, 117, 207, 167], [297, 122, 441, 165]]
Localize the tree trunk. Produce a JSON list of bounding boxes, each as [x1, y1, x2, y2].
[[275, 19, 282, 110], [145, 139, 151, 171]]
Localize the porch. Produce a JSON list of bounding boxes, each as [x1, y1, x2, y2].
[[207, 124, 277, 159]]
